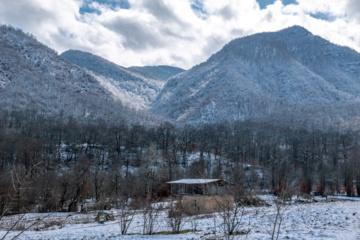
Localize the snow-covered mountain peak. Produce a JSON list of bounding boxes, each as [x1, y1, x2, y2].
[[128, 65, 185, 81], [61, 50, 184, 109], [152, 26, 360, 126], [279, 25, 312, 35], [209, 25, 322, 64], [0, 25, 158, 124]]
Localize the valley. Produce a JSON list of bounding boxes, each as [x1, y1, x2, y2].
[[1, 24, 360, 240]]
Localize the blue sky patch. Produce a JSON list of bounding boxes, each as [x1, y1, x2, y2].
[[59, 28, 75, 38], [79, 0, 130, 15], [309, 12, 335, 21], [257, 0, 276, 10], [190, 0, 207, 18], [282, 0, 298, 6], [257, 0, 298, 10]]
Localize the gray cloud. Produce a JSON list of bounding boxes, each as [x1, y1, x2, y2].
[[143, 0, 185, 26], [160, 27, 194, 41], [201, 35, 226, 60], [0, 0, 53, 30], [104, 17, 164, 50], [219, 6, 237, 21], [170, 54, 187, 68], [347, 0, 360, 22], [1, 0, 360, 70], [265, 11, 273, 22], [231, 28, 244, 37]]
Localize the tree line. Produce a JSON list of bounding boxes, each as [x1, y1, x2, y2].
[[0, 109, 360, 214]]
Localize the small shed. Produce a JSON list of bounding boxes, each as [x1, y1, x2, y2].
[[167, 179, 233, 214]]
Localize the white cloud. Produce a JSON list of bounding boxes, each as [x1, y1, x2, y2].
[[346, 0, 360, 22], [294, 0, 347, 16], [0, 0, 359, 69]]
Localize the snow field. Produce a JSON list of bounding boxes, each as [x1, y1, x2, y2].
[[1, 196, 360, 239]]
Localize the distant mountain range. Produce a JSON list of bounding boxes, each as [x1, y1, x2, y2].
[[1, 24, 360, 127], [151, 26, 360, 125], [0, 25, 157, 124], [61, 50, 184, 109], [128, 65, 185, 82]]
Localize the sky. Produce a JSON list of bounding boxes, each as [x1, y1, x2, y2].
[[0, 0, 359, 69]]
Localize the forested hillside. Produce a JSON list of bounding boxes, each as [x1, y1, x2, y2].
[[128, 65, 185, 81], [0, 25, 157, 124], [152, 26, 360, 125], [61, 50, 173, 109], [1, 24, 360, 220], [1, 110, 359, 214]]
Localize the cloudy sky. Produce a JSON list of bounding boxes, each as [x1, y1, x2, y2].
[[0, 0, 359, 69]]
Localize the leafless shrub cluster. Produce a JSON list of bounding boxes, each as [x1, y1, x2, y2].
[[117, 197, 136, 235], [140, 196, 160, 235], [213, 195, 247, 240], [166, 198, 188, 234]]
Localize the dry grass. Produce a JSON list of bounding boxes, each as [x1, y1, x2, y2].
[[0, 211, 103, 232]]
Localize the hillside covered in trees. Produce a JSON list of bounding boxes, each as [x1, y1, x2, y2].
[[1, 110, 359, 214], [1, 24, 360, 228]]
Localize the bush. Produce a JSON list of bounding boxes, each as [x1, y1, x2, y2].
[[167, 200, 187, 234], [237, 195, 267, 207]]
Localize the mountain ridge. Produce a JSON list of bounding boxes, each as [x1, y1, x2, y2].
[[151, 26, 360, 125], [0, 25, 157, 124], [2, 24, 360, 127], [128, 65, 185, 81], [61, 50, 184, 109]]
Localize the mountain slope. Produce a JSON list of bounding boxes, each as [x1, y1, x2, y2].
[[0, 25, 154, 124], [128, 65, 185, 81], [61, 50, 172, 109], [151, 26, 360, 125]]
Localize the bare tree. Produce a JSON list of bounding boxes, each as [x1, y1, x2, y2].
[[117, 197, 135, 235], [258, 194, 289, 240], [214, 195, 246, 240], [270, 198, 286, 240], [167, 198, 187, 234], [140, 196, 160, 235], [1, 213, 52, 240], [189, 216, 198, 233]]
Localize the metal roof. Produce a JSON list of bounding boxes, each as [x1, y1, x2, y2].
[[167, 179, 222, 185]]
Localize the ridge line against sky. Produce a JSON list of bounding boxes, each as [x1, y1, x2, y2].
[[1, 0, 360, 69]]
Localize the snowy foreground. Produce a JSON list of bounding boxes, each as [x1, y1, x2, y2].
[[1, 196, 360, 240]]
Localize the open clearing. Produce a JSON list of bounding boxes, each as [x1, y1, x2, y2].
[[1, 196, 360, 240]]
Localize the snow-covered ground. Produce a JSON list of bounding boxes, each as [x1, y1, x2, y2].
[[1, 196, 360, 239]]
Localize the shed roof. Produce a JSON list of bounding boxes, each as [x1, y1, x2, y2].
[[167, 179, 223, 185]]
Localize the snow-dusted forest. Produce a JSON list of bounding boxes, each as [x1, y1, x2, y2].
[[2, 23, 360, 239], [1, 110, 360, 239]]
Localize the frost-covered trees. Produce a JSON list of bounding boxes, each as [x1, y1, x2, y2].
[[0, 109, 360, 214]]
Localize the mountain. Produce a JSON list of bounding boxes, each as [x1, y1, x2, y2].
[[0, 25, 155, 124], [128, 65, 185, 81], [61, 50, 179, 109], [151, 26, 360, 125]]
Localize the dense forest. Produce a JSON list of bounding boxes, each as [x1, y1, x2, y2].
[[1, 109, 360, 215]]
